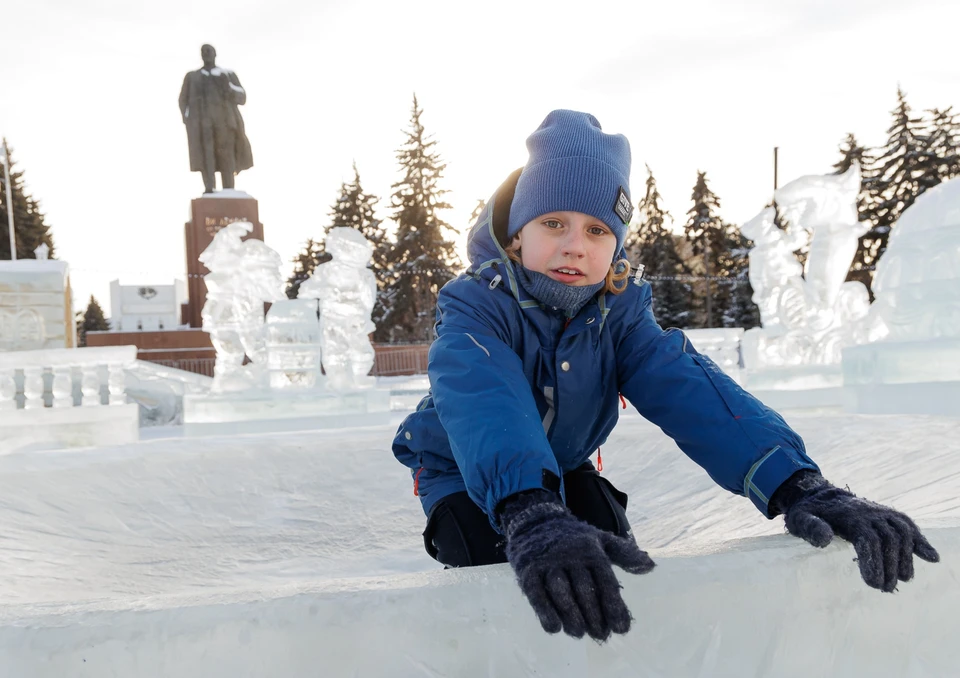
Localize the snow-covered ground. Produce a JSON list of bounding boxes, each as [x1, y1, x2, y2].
[[1, 387, 958, 676]]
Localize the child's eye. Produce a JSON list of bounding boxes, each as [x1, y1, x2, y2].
[[588, 226, 609, 236], [543, 219, 563, 229]]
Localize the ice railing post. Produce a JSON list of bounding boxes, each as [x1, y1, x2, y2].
[[0, 346, 137, 410]]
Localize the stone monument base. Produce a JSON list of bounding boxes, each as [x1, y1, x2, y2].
[[183, 387, 392, 436], [184, 192, 264, 329], [842, 338, 960, 415]]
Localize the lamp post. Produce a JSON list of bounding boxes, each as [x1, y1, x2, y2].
[[1, 139, 15, 261]]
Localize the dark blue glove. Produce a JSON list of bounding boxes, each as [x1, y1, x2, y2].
[[770, 470, 940, 592], [498, 490, 655, 641]]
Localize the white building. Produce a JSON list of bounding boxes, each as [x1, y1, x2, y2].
[[109, 279, 187, 332]]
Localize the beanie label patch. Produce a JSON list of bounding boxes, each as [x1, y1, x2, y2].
[[614, 186, 633, 225]]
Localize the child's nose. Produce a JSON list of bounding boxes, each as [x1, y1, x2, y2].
[[562, 229, 587, 257]]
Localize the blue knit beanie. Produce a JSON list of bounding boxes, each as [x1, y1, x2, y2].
[[507, 110, 633, 254]]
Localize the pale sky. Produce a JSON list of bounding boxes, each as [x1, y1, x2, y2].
[[3, 0, 959, 318]]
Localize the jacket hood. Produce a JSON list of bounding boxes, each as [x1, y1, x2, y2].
[[464, 169, 630, 318]]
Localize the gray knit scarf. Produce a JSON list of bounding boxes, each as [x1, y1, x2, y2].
[[515, 266, 604, 318]]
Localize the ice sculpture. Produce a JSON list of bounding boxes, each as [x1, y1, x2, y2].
[[264, 299, 323, 389], [199, 221, 286, 392], [742, 165, 872, 368], [868, 176, 960, 341], [740, 206, 807, 332], [298, 228, 377, 390]]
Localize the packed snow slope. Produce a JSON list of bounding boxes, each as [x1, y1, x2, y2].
[[1, 407, 958, 676]]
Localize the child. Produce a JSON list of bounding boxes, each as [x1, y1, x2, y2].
[[392, 110, 939, 642]]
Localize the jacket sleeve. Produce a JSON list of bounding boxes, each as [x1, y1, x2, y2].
[[428, 277, 561, 522], [616, 282, 819, 517]]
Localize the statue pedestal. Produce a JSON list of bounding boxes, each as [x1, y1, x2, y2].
[[182, 387, 392, 436], [184, 192, 264, 328]]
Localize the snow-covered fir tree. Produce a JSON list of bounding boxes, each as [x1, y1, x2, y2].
[[717, 227, 761, 330], [854, 87, 937, 293], [682, 171, 759, 328], [924, 106, 960, 182], [469, 199, 486, 226], [285, 238, 329, 299], [376, 95, 459, 343], [831, 133, 872, 288], [285, 164, 387, 303], [833, 133, 869, 175], [623, 166, 694, 328], [0, 140, 55, 260], [76, 295, 109, 347], [683, 171, 728, 328]]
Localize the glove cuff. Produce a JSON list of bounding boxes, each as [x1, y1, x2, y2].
[[497, 489, 565, 537], [769, 469, 831, 516]]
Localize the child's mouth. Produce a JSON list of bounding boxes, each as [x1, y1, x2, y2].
[[550, 267, 585, 283]]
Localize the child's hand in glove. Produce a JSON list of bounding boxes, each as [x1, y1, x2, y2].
[[498, 490, 655, 641], [771, 470, 939, 592]]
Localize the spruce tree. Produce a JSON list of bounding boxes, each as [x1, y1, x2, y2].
[[0, 140, 55, 260], [854, 87, 936, 293], [832, 133, 868, 175], [469, 199, 486, 226], [832, 133, 872, 288], [683, 171, 728, 327], [924, 107, 960, 181], [76, 295, 109, 347], [376, 95, 459, 343], [285, 238, 328, 299], [717, 227, 761, 330], [624, 166, 693, 328], [328, 162, 385, 245]]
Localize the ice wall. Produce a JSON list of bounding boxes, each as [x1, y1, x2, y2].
[[2, 528, 955, 678], [869, 175, 960, 341], [2, 411, 958, 676]]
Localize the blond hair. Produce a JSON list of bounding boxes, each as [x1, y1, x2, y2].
[[504, 245, 631, 296]]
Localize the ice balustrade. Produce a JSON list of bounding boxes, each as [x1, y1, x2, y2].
[[0, 345, 137, 411]]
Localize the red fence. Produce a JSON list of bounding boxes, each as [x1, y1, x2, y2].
[[370, 343, 430, 376], [140, 344, 432, 379]]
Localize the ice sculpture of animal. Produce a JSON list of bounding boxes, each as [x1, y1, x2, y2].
[[199, 221, 286, 391], [299, 228, 377, 390], [742, 165, 871, 367]]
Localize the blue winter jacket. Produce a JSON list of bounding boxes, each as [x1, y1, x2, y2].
[[392, 171, 819, 527]]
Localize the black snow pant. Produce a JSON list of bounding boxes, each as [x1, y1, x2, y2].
[[422, 463, 631, 568]]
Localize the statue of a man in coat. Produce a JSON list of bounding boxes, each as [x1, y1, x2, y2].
[[179, 44, 254, 194]]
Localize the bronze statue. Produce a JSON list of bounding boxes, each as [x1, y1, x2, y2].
[[179, 44, 254, 194]]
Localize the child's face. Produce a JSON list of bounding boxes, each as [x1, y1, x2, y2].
[[510, 211, 617, 286]]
